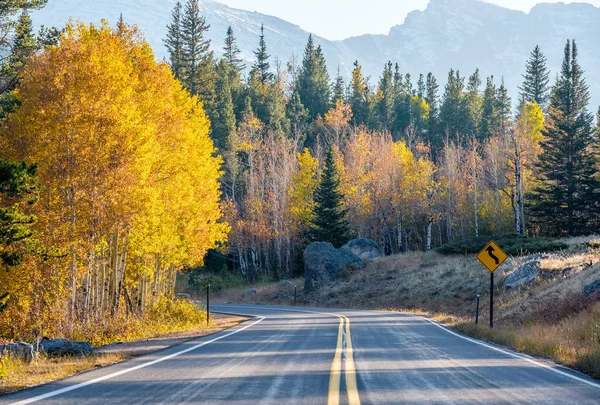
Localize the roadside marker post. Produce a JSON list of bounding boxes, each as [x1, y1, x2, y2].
[[476, 241, 508, 329], [206, 284, 210, 326], [294, 285, 297, 306], [475, 292, 481, 325]]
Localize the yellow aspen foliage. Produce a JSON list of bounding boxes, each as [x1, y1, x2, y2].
[[0, 21, 227, 335], [287, 148, 318, 232]]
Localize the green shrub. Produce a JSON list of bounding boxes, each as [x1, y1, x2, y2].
[[436, 234, 568, 256]]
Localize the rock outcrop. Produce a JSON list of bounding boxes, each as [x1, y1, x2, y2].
[[304, 242, 362, 292], [342, 239, 382, 260], [584, 279, 600, 297], [504, 255, 546, 289], [39, 338, 93, 357], [0, 342, 34, 363]]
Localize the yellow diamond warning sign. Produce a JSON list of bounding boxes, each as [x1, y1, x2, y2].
[[477, 241, 508, 273]]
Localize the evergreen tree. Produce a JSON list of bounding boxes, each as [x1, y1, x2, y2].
[[479, 76, 498, 140], [417, 74, 425, 98], [295, 35, 331, 120], [349, 60, 370, 127], [164, 2, 185, 80], [463, 69, 482, 140], [181, 0, 211, 95], [496, 78, 512, 138], [0, 161, 38, 314], [287, 92, 309, 143], [212, 60, 236, 150], [440, 69, 467, 144], [377, 61, 396, 131], [519, 45, 551, 112], [253, 23, 272, 85], [425, 72, 441, 154], [309, 146, 352, 247], [223, 25, 245, 73], [530, 40, 600, 236], [393, 72, 412, 138], [331, 67, 345, 107]]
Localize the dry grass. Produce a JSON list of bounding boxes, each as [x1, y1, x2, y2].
[[222, 237, 600, 378], [0, 353, 127, 395]]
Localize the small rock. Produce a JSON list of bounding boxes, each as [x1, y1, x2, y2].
[[39, 338, 93, 357], [279, 280, 294, 288], [584, 279, 600, 297], [243, 289, 257, 298], [504, 260, 541, 289], [561, 268, 573, 278], [0, 342, 34, 363], [342, 239, 383, 260], [175, 293, 193, 300]]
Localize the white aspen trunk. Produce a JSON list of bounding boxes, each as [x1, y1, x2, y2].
[[70, 247, 77, 322], [426, 220, 433, 252]]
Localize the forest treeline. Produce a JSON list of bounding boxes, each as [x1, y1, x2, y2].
[[162, 1, 600, 279], [0, 0, 599, 339]]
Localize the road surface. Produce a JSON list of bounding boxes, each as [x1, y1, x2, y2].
[[2, 304, 599, 404]]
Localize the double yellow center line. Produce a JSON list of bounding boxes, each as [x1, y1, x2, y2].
[[328, 314, 360, 405]]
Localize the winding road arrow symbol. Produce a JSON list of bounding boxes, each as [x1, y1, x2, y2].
[[486, 246, 500, 265]]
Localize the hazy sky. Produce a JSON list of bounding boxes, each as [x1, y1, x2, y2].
[[217, 0, 600, 40]]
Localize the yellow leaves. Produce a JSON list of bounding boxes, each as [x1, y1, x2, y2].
[[288, 148, 318, 231], [0, 20, 227, 280], [324, 100, 353, 130], [410, 95, 430, 121]]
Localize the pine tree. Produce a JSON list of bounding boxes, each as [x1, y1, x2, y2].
[[530, 40, 600, 236], [331, 67, 345, 107], [181, 0, 211, 95], [463, 69, 482, 140], [376, 62, 396, 132], [295, 35, 331, 120], [223, 25, 245, 73], [164, 1, 185, 80], [425, 72, 441, 154], [287, 92, 309, 143], [349, 60, 370, 127], [479, 76, 498, 141], [0, 161, 38, 314], [496, 78, 512, 138], [440, 69, 467, 144], [417, 74, 425, 98], [253, 23, 272, 85], [519, 45, 551, 112], [212, 60, 236, 150], [309, 146, 352, 248]]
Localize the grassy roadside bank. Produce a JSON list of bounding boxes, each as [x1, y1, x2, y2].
[[0, 301, 245, 395], [214, 236, 600, 379]]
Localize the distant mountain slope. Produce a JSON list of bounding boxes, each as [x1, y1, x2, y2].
[[31, 0, 600, 109]]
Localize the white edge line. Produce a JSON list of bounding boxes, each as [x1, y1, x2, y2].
[[9, 317, 265, 405], [416, 315, 600, 390]]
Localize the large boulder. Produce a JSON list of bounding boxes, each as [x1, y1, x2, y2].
[[342, 239, 382, 260], [584, 279, 600, 297], [304, 242, 362, 292], [242, 289, 257, 298], [504, 260, 541, 289], [0, 342, 34, 363], [39, 338, 93, 357]]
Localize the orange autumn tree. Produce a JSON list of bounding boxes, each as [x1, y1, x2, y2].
[[0, 21, 227, 336]]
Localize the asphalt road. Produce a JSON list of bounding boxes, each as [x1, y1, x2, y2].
[[2, 304, 599, 404]]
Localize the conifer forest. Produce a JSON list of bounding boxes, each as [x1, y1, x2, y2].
[[0, 0, 599, 340]]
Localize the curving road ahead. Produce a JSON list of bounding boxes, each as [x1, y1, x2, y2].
[[1, 304, 599, 404]]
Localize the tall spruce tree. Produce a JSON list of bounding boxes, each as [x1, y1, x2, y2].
[[349, 60, 370, 127], [309, 146, 352, 247], [519, 45, 551, 112], [295, 35, 331, 120], [181, 0, 211, 95], [331, 67, 345, 107], [496, 78, 512, 138], [253, 23, 272, 85], [377, 61, 396, 131], [212, 60, 236, 150], [164, 2, 185, 81], [425, 72, 441, 154], [0, 161, 38, 314], [479, 76, 498, 141], [530, 40, 600, 236], [440, 69, 467, 144], [223, 25, 245, 73]]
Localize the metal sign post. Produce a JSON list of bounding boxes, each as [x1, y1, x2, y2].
[[206, 284, 210, 326], [475, 293, 481, 325], [476, 241, 508, 329]]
